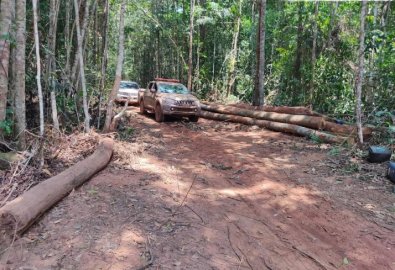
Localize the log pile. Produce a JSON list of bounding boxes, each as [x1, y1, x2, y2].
[[200, 103, 372, 144]]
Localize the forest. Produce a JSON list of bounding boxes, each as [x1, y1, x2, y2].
[[0, 0, 394, 148]]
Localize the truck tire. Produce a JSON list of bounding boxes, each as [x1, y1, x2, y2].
[[388, 161, 395, 184], [367, 146, 392, 163], [155, 104, 165, 122], [139, 100, 146, 114], [189, 116, 199, 123]]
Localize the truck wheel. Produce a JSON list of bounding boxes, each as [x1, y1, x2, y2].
[[155, 104, 165, 122], [139, 100, 146, 114], [189, 116, 199, 123]]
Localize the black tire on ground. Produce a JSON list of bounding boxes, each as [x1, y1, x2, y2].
[[367, 146, 392, 163], [155, 104, 165, 122], [139, 100, 146, 114], [189, 116, 199, 123]]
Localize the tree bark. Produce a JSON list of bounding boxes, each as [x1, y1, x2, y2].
[[187, 0, 195, 91], [32, 0, 45, 137], [73, 0, 91, 132], [293, 2, 304, 82], [0, 138, 114, 235], [97, 0, 110, 129], [355, 0, 367, 145], [310, 1, 319, 105], [103, 0, 126, 132], [0, 0, 14, 124], [253, 0, 266, 107], [201, 103, 372, 137], [47, 0, 61, 131], [13, 0, 26, 149], [199, 111, 352, 145], [226, 0, 243, 97]]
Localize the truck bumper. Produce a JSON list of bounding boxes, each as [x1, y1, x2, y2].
[[163, 106, 200, 116]]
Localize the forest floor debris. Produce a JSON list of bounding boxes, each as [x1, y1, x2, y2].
[[0, 106, 394, 269]]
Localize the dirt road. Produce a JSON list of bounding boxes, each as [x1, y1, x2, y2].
[[1, 107, 394, 270]]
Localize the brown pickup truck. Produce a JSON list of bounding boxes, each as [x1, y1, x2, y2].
[[138, 78, 201, 122]]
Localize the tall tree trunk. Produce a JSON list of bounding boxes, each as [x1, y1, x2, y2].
[[0, 0, 14, 125], [103, 0, 126, 132], [97, 0, 110, 129], [74, 0, 91, 132], [310, 1, 319, 105], [355, 0, 367, 145], [13, 0, 26, 148], [253, 0, 266, 107], [47, 0, 61, 131], [226, 0, 243, 97], [294, 2, 304, 82], [32, 0, 44, 137], [187, 0, 195, 91]]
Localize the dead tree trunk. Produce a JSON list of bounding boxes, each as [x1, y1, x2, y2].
[[0, 139, 114, 236], [200, 111, 352, 144], [201, 103, 372, 137], [103, 0, 126, 132]]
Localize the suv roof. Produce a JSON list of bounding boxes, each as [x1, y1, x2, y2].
[[154, 78, 180, 83]]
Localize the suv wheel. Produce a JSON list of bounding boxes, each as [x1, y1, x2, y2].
[[155, 104, 165, 122], [139, 100, 146, 114], [189, 116, 199, 123]]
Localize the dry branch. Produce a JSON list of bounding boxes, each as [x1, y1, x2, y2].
[[201, 103, 372, 137], [0, 138, 114, 235], [199, 111, 352, 144]]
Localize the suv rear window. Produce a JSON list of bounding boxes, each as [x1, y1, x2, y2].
[[120, 82, 139, 89]]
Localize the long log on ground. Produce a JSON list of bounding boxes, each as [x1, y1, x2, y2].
[[201, 103, 372, 137], [0, 138, 114, 235], [200, 111, 353, 144]]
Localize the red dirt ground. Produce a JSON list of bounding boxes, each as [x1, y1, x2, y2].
[[1, 107, 394, 270]]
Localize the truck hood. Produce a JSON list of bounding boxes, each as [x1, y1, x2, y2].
[[158, 93, 199, 102], [119, 88, 139, 94]]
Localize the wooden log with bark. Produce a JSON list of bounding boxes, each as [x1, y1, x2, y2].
[[0, 138, 114, 235], [201, 103, 372, 137], [200, 111, 353, 144]]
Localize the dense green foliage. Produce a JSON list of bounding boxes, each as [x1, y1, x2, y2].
[[3, 1, 395, 134]]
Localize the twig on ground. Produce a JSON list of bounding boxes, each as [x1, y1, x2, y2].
[[227, 225, 241, 261], [185, 204, 204, 224], [292, 245, 328, 270]]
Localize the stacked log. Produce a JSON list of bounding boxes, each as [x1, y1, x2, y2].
[[199, 103, 372, 144]]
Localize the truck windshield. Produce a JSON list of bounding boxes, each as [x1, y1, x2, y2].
[[158, 83, 189, 94], [120, 82, 139, 89]]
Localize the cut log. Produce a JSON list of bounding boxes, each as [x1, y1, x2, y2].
[[201, 103, 372, 137], [200, 111, 353, 144], [0, 138, 114, 235], [229, 102, 316, 116]]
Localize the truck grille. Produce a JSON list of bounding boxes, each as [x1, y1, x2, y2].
[[171, 107, 197, 112], [175, 100, 194, 106]]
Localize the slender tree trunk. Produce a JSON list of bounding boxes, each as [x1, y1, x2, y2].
[[13, 0, 26, 148], [0, 0, 14, 125], [355, 0, 367, 145], [226, 0, 243, 97], [103, 0, 126, 132], [32, 0, 44, 137], [310, 1, 319, 105], [187, 0, 195, 91], [97, 0, 109, 129], [253, 0, 266, 107], [47, 0, 61, 131], [74, 0, 91, 132], [294, 2, 304, 82]]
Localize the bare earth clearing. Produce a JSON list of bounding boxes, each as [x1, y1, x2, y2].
[[1, 107, 394, 270]]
